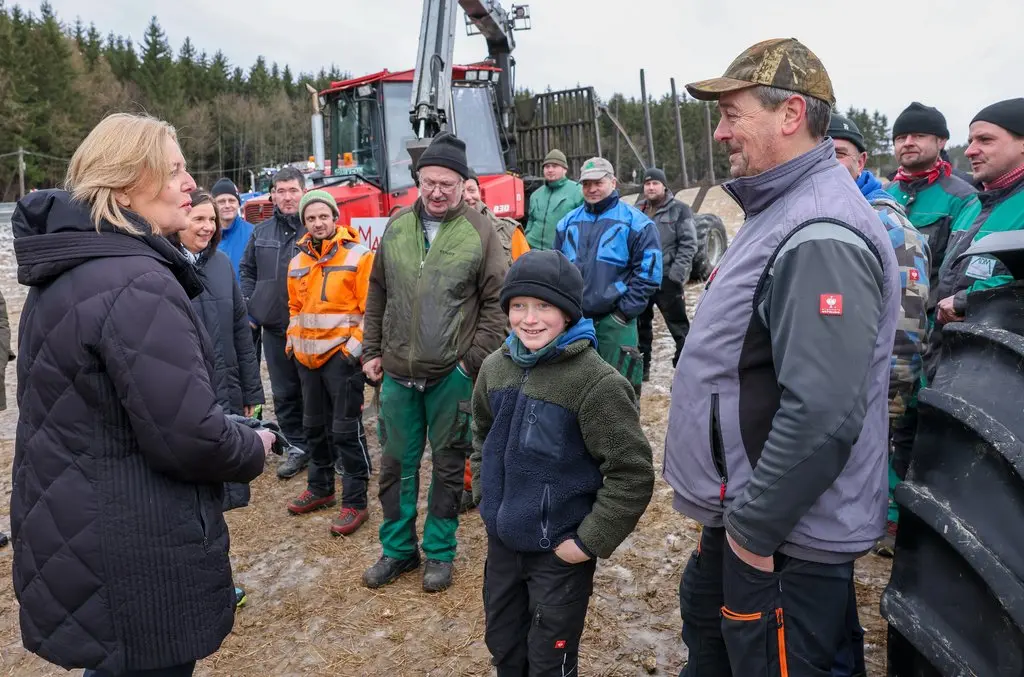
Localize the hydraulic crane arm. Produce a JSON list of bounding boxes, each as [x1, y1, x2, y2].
[[410, 0, 459, 140]]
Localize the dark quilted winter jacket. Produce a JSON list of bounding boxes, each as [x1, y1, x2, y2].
[[190, 248, 266, 511], [10, 190, 265, 673]]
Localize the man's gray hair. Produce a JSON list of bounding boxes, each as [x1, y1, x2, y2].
[[755, 86, 832, 140]]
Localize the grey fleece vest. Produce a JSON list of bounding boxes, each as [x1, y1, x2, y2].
[[663, 141, 900, 560]]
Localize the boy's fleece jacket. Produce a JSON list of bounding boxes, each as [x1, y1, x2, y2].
[[470, 319, 655, 559]]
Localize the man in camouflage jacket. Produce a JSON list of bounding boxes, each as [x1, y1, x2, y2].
[[831, 114, 931, 421], [830, 111, 931, 673]]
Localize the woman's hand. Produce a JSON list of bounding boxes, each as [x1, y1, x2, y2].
[[554, 538, 592, 564], [256, 429, 275, 456], [243, 405, 255, 418]]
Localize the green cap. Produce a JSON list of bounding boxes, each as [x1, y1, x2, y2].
[[542, 149, 568, 170], [686, 37, 835, 107], [299, 189, 339, 221]]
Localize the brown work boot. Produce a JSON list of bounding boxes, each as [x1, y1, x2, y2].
[[330, 507, 368, 536], [287, 490, 337, 515]]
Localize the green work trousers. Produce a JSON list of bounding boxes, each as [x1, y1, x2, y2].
[[376, 367, 474, 562], [594, 313, 643, 394]]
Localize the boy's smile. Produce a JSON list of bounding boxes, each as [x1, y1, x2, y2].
[[508, 296, 569, 351]]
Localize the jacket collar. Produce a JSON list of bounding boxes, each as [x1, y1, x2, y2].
[[584, 190, 620, 215], [635, 194, 675, 216], [297, 225, 360, 259], [724, 140, 837, 217], [978, 171, 1024, 208]]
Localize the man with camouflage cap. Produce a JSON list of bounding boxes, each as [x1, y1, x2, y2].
[[663, 39, 901, 676], [525, 149, 584, 250], [552, 157, 662, 394]]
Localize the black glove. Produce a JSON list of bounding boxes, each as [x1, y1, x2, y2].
[[226, 414, 290, 455]]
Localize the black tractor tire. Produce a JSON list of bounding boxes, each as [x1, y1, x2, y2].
[[880, 281, 1024, 676], [690, 213, 729, 282]]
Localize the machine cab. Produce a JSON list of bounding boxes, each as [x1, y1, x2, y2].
[[322, 67, 521, 217]]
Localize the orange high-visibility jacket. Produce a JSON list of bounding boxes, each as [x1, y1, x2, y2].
[[286, 225, 373, 370]]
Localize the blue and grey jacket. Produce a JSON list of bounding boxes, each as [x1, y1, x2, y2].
[[858, 170, 931, 419], [470, 318, 655, 559], [553, 192, 663, 319], [663, 141, 901, 564]]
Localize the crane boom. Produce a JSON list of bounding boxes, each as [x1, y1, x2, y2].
[[409, 0, 459, 140], [406, 0, 529, 171]]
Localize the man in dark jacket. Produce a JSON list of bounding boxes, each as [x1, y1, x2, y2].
[[665, 38, 900, 676], [240, 166, 309, 478], [361, 133, 508, 593], [633, 167, 696, 378], [553, 157, 663, 395], [10, 190, 270, 676]]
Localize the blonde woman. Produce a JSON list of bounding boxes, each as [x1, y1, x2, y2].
[[10, 113, 275, 677]]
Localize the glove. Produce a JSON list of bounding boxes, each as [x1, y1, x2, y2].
[[225, 414, 291, 456]]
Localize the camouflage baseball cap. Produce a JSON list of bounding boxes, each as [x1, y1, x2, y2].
[[579, 157, 615, 181], [686, 38, 835, 107]]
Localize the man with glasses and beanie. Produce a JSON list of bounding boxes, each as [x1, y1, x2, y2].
[[361, 132, 507, 593], [662, 38, 900, 676], [553, 157, 662, 395]]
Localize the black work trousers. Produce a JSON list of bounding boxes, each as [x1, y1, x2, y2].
[[483, 537, 597, 677], [678, 526, 854, 677], [261, 329, 306, 450], [637, 280, 690, 370], [296, 353, 370, 509]]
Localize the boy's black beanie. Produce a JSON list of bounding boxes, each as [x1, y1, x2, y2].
[[500, 249, 583, 324]]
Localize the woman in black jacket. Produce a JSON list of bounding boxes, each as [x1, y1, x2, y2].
[[172, 190, 266, 608], [10, 113, 275, 677], [173, 191, 265, 436]]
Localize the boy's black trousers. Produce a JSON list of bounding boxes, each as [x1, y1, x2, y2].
[[483, 537, 597, 676]]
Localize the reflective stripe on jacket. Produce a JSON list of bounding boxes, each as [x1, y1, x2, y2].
[[286, 225, 373, 369]]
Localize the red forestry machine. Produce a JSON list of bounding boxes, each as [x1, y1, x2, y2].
[[244, 0, 538, 233]]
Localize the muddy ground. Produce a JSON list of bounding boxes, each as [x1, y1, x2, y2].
[[0, 193, 893, 675]]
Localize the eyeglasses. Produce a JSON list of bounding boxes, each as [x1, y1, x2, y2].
[[420, 178, 461, 194]]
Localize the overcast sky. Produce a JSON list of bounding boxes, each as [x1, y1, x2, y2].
[[33, 0, 1024, 145]]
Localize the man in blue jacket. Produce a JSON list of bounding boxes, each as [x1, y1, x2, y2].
[[211, 178, 254, 281], [553, 157, 662, 394]]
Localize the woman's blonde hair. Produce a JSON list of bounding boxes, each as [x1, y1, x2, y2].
[[65, 112, 180, 235]]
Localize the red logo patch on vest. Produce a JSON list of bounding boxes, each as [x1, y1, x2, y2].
[[909, 268, 920, 281], [820, 294, 843, 316], [554, 640, 567, 649]]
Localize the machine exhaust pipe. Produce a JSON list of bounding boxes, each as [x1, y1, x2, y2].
[[306, 84, 326, 171]]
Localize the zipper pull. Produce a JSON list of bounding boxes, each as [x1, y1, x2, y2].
[[719, 481, 727, 506]]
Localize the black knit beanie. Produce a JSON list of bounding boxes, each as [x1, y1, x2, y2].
[[500, 249, 584, 324], [642, 167, 668, 186], [971, 98, 1024, 137], [211, 177, 240, 201], [827, 113, 867, 153], [416, 132, 470, 179], [893, 102, 949, 139]]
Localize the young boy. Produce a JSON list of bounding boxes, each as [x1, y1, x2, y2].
[[471, 249, 655, 675]]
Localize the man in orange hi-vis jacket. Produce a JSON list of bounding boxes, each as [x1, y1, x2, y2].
[[285, 189, 374, 537]]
